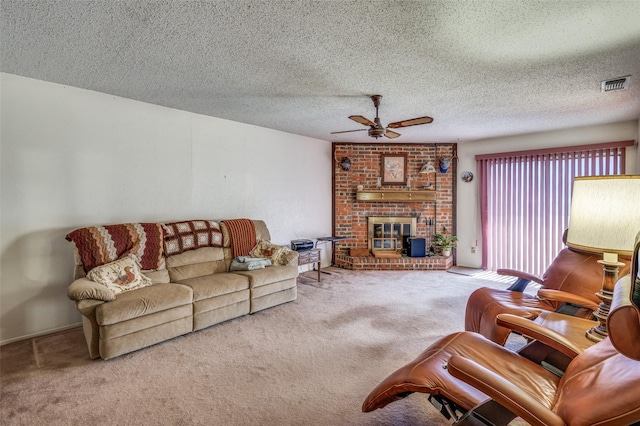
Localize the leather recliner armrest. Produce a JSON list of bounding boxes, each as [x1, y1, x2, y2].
[[536, 289, 599, 311], [497, 268, 543, 284], [447, 354, 565, 426], [498, 269, 543, 292], [496, 313, 584, 359]]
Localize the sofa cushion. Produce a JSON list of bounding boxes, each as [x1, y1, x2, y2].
[[87, 254, 152, 295], [176, 273, 250, 302], [95, 283, 193, 326], [166, 246, 226, 281], [144, 268, 170, 284], [251, 278, 297, 299], [100, 304, 193, 340], [232, 265, 299, 288]]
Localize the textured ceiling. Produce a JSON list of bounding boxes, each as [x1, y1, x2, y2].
[[2, 1, 640, 143]]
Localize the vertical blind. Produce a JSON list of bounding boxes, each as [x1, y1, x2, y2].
[[476, 140, 633, 276]]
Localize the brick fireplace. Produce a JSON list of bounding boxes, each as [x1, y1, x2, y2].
[[332, 142, 456, 270]]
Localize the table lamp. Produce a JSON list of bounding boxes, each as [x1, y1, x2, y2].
[[566, 175, 640, 342]]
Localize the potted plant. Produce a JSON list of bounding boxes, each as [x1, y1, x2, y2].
[[434, 228, 457, 257]]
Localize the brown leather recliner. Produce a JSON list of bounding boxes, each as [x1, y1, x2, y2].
[[465, 244, 630, 345], [363, 236, 640, 425]]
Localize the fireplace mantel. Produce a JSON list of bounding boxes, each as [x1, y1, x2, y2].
[[356, 190, 436, 202]]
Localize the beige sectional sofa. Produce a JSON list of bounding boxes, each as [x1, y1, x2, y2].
[[67, 219, 298, 360]]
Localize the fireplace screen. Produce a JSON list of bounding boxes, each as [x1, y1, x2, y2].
[[368, 217, 417, 252]]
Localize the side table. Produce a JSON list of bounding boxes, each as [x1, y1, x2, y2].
[[297, 248, 321, 282], [315, 236, 350, 271]]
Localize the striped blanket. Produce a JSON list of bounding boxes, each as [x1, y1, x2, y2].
[[223, 219, 256, 258], [66, 223, 164, 272]]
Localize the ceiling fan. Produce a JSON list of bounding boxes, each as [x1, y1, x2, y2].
[[331, 95, 433, 139]]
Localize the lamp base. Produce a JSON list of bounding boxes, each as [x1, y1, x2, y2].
[[585, 289, 613, 342], [585, 259, 624, 343]]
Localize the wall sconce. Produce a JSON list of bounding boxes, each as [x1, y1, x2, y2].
[[419, 162, 436, 174], [340, 157, 351, 171], [420, 161, 436, 189], [439, 157, 451, 173]]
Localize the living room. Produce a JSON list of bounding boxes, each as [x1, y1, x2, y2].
[[1, 2, 640, 425]]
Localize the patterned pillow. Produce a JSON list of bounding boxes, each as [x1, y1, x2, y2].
[[249, 240, 286, 266], [87, 254, 152, 295]]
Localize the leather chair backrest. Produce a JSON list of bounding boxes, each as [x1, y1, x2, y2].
[[555, 253, 640, 425], [607, 232, 640, 360], [541, 248, 631, 305], [554, 336, 640, 425]]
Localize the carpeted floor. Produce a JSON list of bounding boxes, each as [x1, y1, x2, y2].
[[1, 269, 519, 425]]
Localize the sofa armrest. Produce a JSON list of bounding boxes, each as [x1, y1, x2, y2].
[[496, 313, 583, 359], [280, 249, 299, 267], [536, 289, 599, 311], [76, 298, 106, 316], [68, 277, 116, 302], [447, 354, 565, 426]]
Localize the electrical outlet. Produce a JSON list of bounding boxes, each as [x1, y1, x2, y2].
[[471, 246, 476, 253]]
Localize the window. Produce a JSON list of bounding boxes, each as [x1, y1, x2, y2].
[[476, 140, 633, 276]]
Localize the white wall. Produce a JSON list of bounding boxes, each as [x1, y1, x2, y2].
[[0, 73, 332, 344], [456, 121, 639, 268]]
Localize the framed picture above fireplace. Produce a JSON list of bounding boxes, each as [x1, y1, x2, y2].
[[381, 154, 407, 185]]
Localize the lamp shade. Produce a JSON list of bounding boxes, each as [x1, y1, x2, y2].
[[566, 175, 640, 256]]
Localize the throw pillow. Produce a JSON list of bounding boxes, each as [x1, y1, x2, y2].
[[87, 254, 152, 295], [249, 240, 286, 266]]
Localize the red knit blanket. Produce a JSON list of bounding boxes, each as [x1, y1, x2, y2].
[[66, 223, 164, 272], [223, 219, 256, 257]]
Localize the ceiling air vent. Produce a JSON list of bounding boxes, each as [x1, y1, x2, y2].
[[601, 76, 631, 92]]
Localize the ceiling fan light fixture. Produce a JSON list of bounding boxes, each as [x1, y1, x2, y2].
[[331, 95, 433, 139], [368, 127, 386, 139]]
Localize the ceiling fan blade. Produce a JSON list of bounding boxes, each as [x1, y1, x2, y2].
[[348, 115, 376, 127], [330, 129, 368, 135], [384, 130, 401, 139], [387, 116, 434, 129]]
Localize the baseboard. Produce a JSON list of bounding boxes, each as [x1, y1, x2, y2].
[[0, 322, 82, 346]]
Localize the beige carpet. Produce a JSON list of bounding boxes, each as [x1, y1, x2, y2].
[[1, 269, 517, 425]]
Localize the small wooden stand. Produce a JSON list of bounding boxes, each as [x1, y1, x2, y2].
[[298, 248, 321, 282]]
